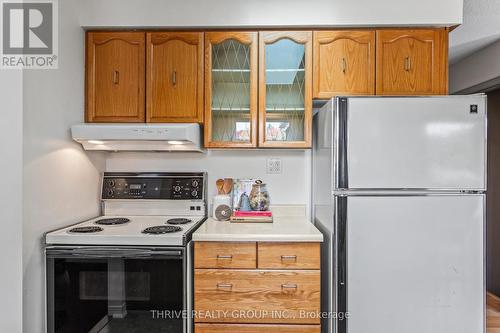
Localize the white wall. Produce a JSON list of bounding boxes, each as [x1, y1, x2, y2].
[[22, 1, 106, 332], [106, 150, 312, 215], [76, 0, 463, 27], [449, 39, 500, 93], [0, 71, 23, 332]]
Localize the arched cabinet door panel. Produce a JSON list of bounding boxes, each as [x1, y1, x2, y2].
[[147, 32, 203, 123], [376, 29, 448, 95], [204, 32, 258, 148], [313, 30, 375, 98], [86, 32, 145, 122], [259, 31, 313, 148]]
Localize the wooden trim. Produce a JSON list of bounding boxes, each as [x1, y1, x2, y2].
[[312, 30, 375, 98], [146, 32, 204, 123], [85, 31, 146, 123], [85, 31, 91, 122], [204, 31, 258, 148], [439, 28, 449, 94], [258, 31, 312, 148]]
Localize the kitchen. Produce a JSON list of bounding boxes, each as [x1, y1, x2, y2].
[[1, 0, 498, 332]]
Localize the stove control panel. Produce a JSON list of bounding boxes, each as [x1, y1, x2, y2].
[[102, 172, 205, 200]]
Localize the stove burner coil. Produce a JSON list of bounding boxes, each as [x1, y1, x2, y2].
[[142, 226, 182, 234], [95, 218, 130, 225], [69, 226, 103, 233], [166, 218, 192, 225]]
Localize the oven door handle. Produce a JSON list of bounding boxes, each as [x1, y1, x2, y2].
[[46, 247, 183, 259]]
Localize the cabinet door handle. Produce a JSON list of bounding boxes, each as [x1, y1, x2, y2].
[[404, 57, 411, 72], [217, 283, 233, 290], [172, 70, 177, 86], [281, 255, 297, 262], [281, 283, 298, 290], [113, 70, 119, 84], [217, 254, 233, 260], [341, 58, 347, 74]]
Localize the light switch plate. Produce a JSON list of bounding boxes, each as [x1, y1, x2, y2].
[[266, 158, 282, 174]]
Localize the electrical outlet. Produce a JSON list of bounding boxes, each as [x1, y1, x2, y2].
[[266, 158, 282, 174]]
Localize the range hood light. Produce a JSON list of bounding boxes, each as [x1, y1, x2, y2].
[[71, 123, 204, 152]]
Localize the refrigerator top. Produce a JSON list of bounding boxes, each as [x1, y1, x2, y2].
[[329, 95, 487, 192]]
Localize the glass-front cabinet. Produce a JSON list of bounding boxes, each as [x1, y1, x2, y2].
[[204, 32, 258, 148], [204, 31, 312, 149], [259, 31, 312, 148]]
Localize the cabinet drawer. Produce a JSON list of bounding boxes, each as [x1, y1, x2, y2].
[[194, 269, 320, 324], [196, 323, 320, 333], [258, 242, 320, 269], [194, 242, 256, 269]]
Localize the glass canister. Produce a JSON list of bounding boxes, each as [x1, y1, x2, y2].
[[249, 180, 270, 211]]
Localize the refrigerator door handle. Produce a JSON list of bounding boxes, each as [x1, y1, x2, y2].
[[335, 196, 348, 333], [335, 97, 349, 190]]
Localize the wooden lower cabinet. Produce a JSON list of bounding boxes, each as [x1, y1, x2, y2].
[[194, 269, 320, 324], [194, 241, 321, 332], [195, 323, 321, 333]]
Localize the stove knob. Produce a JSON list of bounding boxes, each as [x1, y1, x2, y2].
[[191, 190, 198, 197], [108, 180, 115, 187], [107, 189, 114, 196], [174, 185, 181, 192], [192, 180, 199, 187]]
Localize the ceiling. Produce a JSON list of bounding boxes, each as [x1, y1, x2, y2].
[[449, 0, 500, 64]]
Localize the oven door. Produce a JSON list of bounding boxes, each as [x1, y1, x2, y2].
[[46, 246, 186, 333]]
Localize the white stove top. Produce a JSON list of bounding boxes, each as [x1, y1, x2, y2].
[[45, 215, 206, 246]]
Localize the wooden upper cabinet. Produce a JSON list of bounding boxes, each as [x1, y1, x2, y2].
[[204, 32, 258, 148], [146, 32, 203, 123], [376, 29, 448, 95], [259, 31, 313, 148], [313, 31, 375, 98], [86, 32, 145, 122]]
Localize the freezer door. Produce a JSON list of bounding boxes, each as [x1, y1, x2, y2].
[[335, 195, 484, 333], [336, 96, 486, 190]]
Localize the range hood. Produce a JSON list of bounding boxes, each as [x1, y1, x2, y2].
[[71, 123, 204, 152]]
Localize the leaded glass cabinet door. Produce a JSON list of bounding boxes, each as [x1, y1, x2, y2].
[[204, 32, 258, 148], [259, 31, 313, 148]]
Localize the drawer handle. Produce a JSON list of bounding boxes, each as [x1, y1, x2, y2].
[[281, 283, 298, 290], [217, 255, 233, 260], [217, 283, 233, 290], [281, 255, 297, 262]]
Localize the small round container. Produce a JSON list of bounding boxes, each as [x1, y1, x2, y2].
[[249, 180, 270, 211]]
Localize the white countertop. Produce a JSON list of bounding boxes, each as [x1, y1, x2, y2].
[[193, 216, 324, 242]]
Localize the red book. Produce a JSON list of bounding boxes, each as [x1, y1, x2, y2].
[[233, 210, 273, 217]]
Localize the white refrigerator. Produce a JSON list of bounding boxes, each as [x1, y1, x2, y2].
[[312, 95, 486, 333]]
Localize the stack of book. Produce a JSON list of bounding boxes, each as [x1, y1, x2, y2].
[[230, 210, 273, 223]]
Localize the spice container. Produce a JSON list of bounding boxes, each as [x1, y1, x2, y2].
[[249, 180, 270, 211]]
